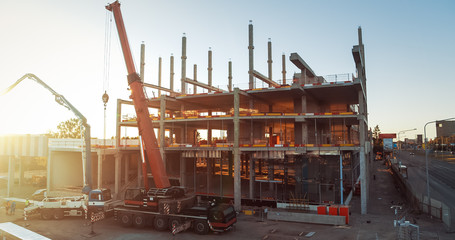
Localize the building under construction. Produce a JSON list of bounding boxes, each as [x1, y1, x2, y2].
[[0, 23, 370, 214], [112, 23, 370, 212]]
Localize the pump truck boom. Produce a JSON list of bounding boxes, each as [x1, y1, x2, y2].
[[106, 1, 236, 234], [1, 73, 92, 189]]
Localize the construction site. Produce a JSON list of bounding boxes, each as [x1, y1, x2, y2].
[[0, 2, 371, 236], [113, 20, 370, 211], [1, 23, 369, 208]]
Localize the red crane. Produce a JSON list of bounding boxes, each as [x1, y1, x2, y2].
[[106, 1, 170, 189]]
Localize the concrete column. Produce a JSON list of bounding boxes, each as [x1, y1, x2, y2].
[[7, 156, 14, 197], [160, 97, 166, 169], [207, 158, 211, 194], [282, 53, 286, 85], [124, 154, 129, 185], [193, 64, 197, 94], [47, 149, 51, 191], [181, 34, 187, 94], [268, 155, 274, 191], [248, 21, 254, 89], [359, 89, 368, 214], [97, 149, 103, 189], [249, 156, 255, 198], [228, 151, 233, 177], [18, 158, 23, 186], [158, 57, 162, 97], [233, 88, 241, 211], [180, 153, 186, 187], [140, 42, 145, 82], [208, 48, 213, 92], [170, 54, 174, 92], [294, 95, 308, 144], [228, 60, 232, 92], [114, 152, 122, 199], [116, 99, 122, 148], [267, 39, 272, 87], [207, 119, 212, 145]]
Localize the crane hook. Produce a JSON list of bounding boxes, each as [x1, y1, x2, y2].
[[102, 91, 109, 109]]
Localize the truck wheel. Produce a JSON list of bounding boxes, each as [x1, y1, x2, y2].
[[193, 220, 209, 235], [153, 216, 168, 231], [168, 217, 182, 231], [120, 213, 133, 227], [133, 215, 146, 228], [53, 210, 64, 220], [41, 210, 52, 220]]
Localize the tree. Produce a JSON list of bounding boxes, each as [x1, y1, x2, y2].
[[372, 125, 383, 153], [48, 118, 82, 138]]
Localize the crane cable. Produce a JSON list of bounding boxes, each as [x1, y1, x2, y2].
[[101, 10, 113, 179]]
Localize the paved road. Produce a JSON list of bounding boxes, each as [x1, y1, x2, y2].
[[398, 150, 455, 210]]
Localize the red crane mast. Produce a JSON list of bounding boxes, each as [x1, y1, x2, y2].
[[106, 1, 171, 189]]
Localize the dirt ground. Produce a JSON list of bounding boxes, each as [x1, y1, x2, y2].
[[1, 161, 454, 239]]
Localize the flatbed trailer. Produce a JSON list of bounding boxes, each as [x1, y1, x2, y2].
[[113, 203, 237, 235]]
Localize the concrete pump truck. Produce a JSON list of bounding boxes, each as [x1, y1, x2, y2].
[[106, 1, 236, 235]]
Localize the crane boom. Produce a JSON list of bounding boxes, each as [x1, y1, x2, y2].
[[1, 73, 92, 189], [106, 1, 171, 189]]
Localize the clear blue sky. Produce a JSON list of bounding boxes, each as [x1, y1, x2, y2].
[[0, 0, 454, 140]]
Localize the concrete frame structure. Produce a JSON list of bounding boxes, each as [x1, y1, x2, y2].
[[0, 25, 369, 215], [112, 24, 370, 213]]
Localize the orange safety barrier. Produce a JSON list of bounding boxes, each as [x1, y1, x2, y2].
[[339, 205, 349, 224], [328, 205, 338, 216], [317, 205, 327, 215]]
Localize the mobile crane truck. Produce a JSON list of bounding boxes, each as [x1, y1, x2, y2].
[[106, 1, 236, 235]]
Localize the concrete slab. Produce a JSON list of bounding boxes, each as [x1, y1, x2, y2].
[[267, 210, 346, 225]]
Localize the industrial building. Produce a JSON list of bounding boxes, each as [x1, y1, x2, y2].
[[0, 23, 370, 214]]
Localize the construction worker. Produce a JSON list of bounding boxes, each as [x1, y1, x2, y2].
[[25, 198, 30, 208], [11, 201, 16, 215], [4, 200, 10, 215]]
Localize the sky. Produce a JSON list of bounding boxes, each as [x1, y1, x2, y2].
[[0, 0, 454, 141]]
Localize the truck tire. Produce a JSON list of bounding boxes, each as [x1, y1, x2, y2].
[[168, 217, 182, 231], [133, 214, 146, 228], [41, 210, 52, 220], [193, 220, 209, 235], [120, 213, 133, 227], [53, 210, 64, 220], [153, 216, 168, 231]]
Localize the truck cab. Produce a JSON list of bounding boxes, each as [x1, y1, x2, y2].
[[87, 188, 116, 213]]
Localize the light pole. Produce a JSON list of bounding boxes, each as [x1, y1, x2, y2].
[[424, 117, 455, 216], [397, 128, 417, 166]]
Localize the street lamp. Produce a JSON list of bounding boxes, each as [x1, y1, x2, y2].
[[397, 128, 417, 166], [424, 117, 455, 216]]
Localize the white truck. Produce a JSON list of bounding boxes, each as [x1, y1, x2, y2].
[[24, 188, 119, 220]]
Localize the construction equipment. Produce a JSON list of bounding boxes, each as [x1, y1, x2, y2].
[[24, 188, 113, 220], [106, 1, 236, 234], [1, 73, 93, 189]]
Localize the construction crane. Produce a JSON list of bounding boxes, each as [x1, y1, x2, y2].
[[106, 1, 236, 234], [105, 1, 170, 190], [1, 73, 93, 190]]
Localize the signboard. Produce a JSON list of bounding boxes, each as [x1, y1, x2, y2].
[[379, 133, 396, 139], [436, 120, 455, 137], [383, 138, 393, 151]]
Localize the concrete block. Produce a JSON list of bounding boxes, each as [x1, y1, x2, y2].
[[267, 210, 346, 225]]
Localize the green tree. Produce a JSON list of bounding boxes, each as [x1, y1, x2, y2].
[[372, 125, 383, 153], [48, 118, 82, 138]]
